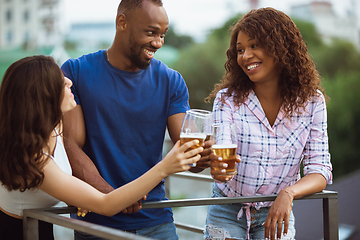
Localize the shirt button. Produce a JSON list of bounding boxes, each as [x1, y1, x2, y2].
[[251, 217, 256, 221], [252, 209, 257, 214]]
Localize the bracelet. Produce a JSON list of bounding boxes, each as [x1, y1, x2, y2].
[[283, 189, 294, 199]]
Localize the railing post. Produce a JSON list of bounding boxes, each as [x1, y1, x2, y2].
[[23, 214, 39, 240], [165, 176, 170, 199], [323, 193, 339, 240]]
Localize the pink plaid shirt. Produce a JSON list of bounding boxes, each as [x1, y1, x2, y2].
[[213, 89, 332, 230]]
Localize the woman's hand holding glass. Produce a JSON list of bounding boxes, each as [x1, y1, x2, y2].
[[210, 123, 241, 182], [210, 154, 241, 182], [180, 109, 213, 169], [160, 140, 204, 175]]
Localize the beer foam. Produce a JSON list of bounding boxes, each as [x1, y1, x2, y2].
[[213, 144, 237, 149], [180, 133, 207, 139]]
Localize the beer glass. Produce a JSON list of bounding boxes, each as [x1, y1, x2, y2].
[[180, 109, 212, 166], [180, 109, 212, 148], [204, 111, 213, 142], [211, 123, 238, 175]]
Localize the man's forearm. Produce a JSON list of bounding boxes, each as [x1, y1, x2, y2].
[[65, 142, 114, 194]]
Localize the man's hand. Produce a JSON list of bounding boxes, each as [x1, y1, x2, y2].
[[122, 195, 147, 214], [188, 140, 212, 173]]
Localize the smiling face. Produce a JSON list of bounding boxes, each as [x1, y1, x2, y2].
[[236, 31, 280, 86], [61, 77, 76, 114], [125, 0, 169, 70]]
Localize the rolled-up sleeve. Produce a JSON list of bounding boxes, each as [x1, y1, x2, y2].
[[303, 92, 333, 184]]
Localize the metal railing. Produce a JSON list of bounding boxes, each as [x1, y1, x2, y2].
[[23, 172, 339, 240], [23, 207, 152, 240], [166, 172, 339, 239]]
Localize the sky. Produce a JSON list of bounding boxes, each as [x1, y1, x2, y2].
[[63, 0, 358, 42]]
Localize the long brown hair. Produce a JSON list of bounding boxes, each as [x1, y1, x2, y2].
[[0, 55, 64, 191], [206, 7, 324, 116]]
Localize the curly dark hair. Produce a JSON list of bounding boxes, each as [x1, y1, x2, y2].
[[0, 55, 64, 191], [206, 7, 325, 117]]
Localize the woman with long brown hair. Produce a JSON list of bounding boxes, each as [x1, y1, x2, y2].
[[0, 55, 203, 239], [205, 8, 332, 240]]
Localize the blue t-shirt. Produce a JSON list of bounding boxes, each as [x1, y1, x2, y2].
[[61, 50, 190, 230]]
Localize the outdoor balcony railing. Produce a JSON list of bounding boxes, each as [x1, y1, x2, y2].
[[23, 172, 339, 240]]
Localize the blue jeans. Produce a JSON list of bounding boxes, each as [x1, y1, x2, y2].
[[204, 184, 296, 240], [74, 221, 178, 240]]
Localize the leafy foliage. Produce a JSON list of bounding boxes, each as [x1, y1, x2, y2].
[[172, 14, 243, 110], [164, 26, 194, 49], [315, 40, 360, 78], [293, 19, 323, 49], [324, 71, 360, 178]]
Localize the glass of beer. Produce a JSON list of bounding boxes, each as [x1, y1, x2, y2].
[[180, 109, 211, 148], [204, 111, 213, 142], [211, 123, 238, 175], [180, 110, 212, 167]]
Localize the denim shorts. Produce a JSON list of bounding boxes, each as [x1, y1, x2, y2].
[[204, 184, 296, 240], [74, 221, 178, 240]]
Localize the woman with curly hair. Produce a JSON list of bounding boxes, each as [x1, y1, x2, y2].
[[0, 55, 203, 240], [204, 8, 332, 240]]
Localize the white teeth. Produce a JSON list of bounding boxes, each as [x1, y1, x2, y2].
[[144, 49, 154, 56], [247, 63, 260, 71]]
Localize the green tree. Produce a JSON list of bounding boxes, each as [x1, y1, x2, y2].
[[324, 71, 360, 178], [292, 18, 323, 50], [315, 40, 360, 78], [173, 41, 226, 110], [308, 38, 360, 179], [164, 26, 194, 49], [173, 14, 242, 110]]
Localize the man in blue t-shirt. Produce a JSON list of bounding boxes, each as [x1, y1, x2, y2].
[[61, 0, 211, 239]]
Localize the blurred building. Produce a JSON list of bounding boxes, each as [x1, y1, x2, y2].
[[291, 1, 360, 50], [0, 0, 64, 50], [65, 22, 115, 51]]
